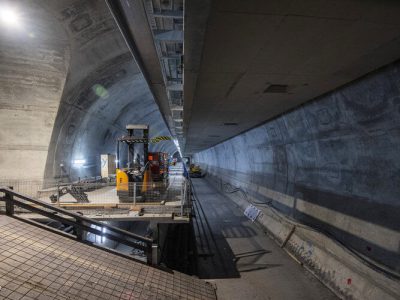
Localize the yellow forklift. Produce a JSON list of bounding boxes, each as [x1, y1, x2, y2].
[[116, 124, 151, 202], [116, 125, 172, 202]]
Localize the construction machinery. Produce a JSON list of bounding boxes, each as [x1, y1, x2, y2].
[[116, 125, 172, 202], [189, 164, 203, 178], [49, 184, 89, 203], [148, 152, 169, 181], [116, 124, 151, 202]]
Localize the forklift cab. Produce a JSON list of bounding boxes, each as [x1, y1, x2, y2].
[[116, 124, 150, 201]]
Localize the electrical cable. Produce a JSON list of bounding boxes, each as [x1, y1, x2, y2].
[[208, 177, 400, 280]]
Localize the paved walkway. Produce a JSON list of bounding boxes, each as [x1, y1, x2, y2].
[[0, 216, 216, 300], [192, 178, 337, 300]]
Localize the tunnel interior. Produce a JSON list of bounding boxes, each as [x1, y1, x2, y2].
[[0, 0, 177, 182], [0, 1, 400, 300], [194, 62, 400, 274]]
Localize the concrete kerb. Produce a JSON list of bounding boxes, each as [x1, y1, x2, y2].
[[203, 175, 400, 300]]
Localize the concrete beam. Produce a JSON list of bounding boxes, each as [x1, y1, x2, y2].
[[153, 11, 183, 19], [166, 76, 182, 83], [154, 30, 183, 42], [166, 83, 183, 91], [106, 0, 174, 137], [170, 105, 184, 111], [160, 55, 182, 60]]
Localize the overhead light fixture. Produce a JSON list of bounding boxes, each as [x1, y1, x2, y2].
[[173, 139, 182, 156], [72, 159, 86, 168], [223, 122, 238, 126], [0, 5, 20, 27]]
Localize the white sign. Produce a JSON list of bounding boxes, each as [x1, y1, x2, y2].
[[244, 204, 261, 222], [101, 154, 116, 178]]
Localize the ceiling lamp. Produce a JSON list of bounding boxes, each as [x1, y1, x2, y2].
[[0, 5, 20, 27]]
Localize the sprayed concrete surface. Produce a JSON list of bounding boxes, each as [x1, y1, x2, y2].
[[193, 62, 400, 299], [0, 0, 176, 182], [192, 178, 337, 300]]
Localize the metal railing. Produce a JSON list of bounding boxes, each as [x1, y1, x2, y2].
[[0, 176, 112, 200], [116, 181, 182, 204], [0, 176, 192, 218], [0, 187, 156, 265]]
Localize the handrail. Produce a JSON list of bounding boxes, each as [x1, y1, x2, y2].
[[0, 186, 154, 264]]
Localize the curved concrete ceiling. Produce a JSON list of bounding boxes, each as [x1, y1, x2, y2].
[[184, 0, 400, 154], [43, 0, 176, 181], [0, 0, 176, 181]]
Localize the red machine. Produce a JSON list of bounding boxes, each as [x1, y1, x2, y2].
[[148, 152, 169, 181]]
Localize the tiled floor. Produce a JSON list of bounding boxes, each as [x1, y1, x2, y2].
[[0, 216, 216, 300]]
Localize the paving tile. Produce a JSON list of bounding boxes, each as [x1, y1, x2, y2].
[[0, 215, 216, 299]]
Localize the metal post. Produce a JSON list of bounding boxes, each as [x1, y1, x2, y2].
[[188, 181, 192, 207], [143, 127, 149, 166], [5, 189, 14, 216], [181, 181, 186, 217], [133, 182, 137, 206], [57, 181, 60, 207], [76, 219, 85, 241], [152, 244, 158, 265], [116, 141, 120, 169], [146, 242, 153, 265]]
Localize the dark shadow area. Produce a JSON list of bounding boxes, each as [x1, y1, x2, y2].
[[191, 178, 278, 279], [237, 263, 282, 273], [234, 249, 278, 273], [214, 168, 400, 233], [192, 189, 241, 279], [295, 184, 400, 231], [158, 223, 197, 275], [179, 178, 338, 299], [234, 249, 271, 260]]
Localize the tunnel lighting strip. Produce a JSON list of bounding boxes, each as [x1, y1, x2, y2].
[[143, 0, 184, 142], [105, 0, 173, 139], [72, 159, 86, 168]]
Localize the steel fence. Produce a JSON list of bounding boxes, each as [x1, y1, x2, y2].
[[0, 186, 155, 265], [0, 175, 192, 217]]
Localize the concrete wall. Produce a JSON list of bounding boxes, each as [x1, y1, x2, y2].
[[0, 0, 70, 180], [42, 0, 176, 182], [0, 0, 176, 182], [194, 62, 400, 280]]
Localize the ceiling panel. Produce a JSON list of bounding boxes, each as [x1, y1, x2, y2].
[[183, 0, 400, 154]]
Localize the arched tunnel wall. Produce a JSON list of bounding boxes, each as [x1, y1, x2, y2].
[[44, 52, 176, 182], [0, 0, 176, 182], [42, 0, 176, 182], [0, 0, 70, 180], [193, 62, 400, 274]]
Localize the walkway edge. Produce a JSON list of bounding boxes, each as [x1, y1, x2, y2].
[[202, 176, 400, 300]]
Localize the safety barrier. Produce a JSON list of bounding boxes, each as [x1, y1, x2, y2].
[[0, 187, 156, 265], [0, 176, 189, 210]]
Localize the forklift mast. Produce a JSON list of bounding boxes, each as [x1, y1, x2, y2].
[[117, 124, 149, 170], [116, 124, 150, 202]]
